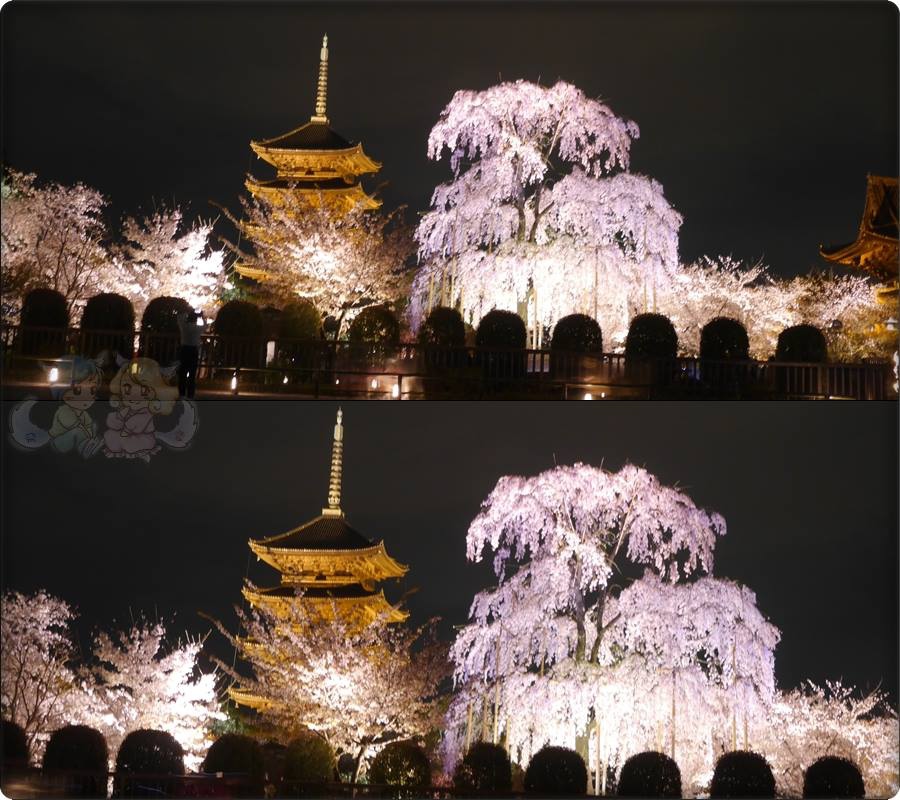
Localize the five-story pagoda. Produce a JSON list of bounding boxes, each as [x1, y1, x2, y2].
[[242, 408, 407, 626], [236, 35, 383, 282]]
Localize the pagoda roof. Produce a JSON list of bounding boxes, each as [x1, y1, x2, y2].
[[821, 175, 899, 280], [254, 514, 374, 550], [251, 583, 378, 600], [253, 120, 355, 152]]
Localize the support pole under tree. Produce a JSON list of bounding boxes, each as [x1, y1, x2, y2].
[[670, 668, 676, 760], [595, 718, 603, 797], [481, 692, 490, 741], [464, 700, 474, 753], [731, 640, 737, 751], [492, 632, 501, 744]]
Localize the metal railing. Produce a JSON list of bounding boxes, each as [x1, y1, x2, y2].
[[1, 325, 894, 400]]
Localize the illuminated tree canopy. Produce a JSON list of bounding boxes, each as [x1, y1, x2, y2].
[[0, 591, 222, 768], [212, 595, 446, 780], [224, 192, 412, 332], [443, 463, 897, 797]]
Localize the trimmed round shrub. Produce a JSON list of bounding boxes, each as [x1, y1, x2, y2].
[[213, 300, 264, 368], [453, 742, 512, 795], [347, 305, 401, 369], [524, 745, 586, 796], [551, 314, 603, 355], [368, 741, 430, 788], [617, 751, 681, 798], [116, 729, 184, 774], [82, 292, 135, 332], [419, 307, 468, 389], [710, 751, 775, 798], [43, 725, 108, 798], [141, 296, 193, 334], [283, 731, 335, 783], [21, 288, 69, 328], [348, 305, 401, 347], [803, 756, 864, 798], [203, 734, 265, 797], [624, 313, 678, 360], [279, 301, 321, 341], [273, 302, 322, 379], [1, 719, 29, 767], [475, 310, 527, 389], [261, 741, 287, 787], [44, 725, 108, 771], [214, 300, 264, 338], [775, 324, 828, 363], [475, 310, 527, 350], [550, 314, 603, 380], [141, 296, 193, 363], [419, 307, 466, 350], [81, 292, 135, 358], [19, 288, 70, 357], [700, 317, 750, 361], [260, 306, 282, 341], [114, 729, 184, 798]]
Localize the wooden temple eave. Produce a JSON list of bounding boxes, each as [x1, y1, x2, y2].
[[228, 687, 273, 711], [248, 539, 408, 581], [243, 587, 408, 624], [233, 262, 269, 281], [244, 179, 381, 211], [250, 141, 381, 177]]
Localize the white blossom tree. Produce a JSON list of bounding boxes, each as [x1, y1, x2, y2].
[[0, 591, 83, 756], [1, 169, 120, 323], [658, 256, 880, 359], [1, 590, 222, 769], [763, 681, 899, 798], [77, 621, 223, 771], [409, 81, 683, 346], [444, 463, 731, 791], [212, 596, 446, 781], [115, 207, 228, 319], [223, 192, 412, 334]]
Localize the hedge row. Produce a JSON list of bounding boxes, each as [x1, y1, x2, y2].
[[451, 741, 865, 798], [15, 290, 832, 364], [1, 719, 867, 798]]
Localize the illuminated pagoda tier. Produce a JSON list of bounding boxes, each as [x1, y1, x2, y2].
[[238, 35, 381, 281], [242, 408, 408, 626], [821, 175, 899, 313]]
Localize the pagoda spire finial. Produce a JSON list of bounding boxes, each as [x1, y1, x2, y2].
[[311, 34, 329, 123], [323, 406, 343, 516]]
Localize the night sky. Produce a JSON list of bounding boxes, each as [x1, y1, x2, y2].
[[1, 401, 897, 701], [1, 2, 897, 277]]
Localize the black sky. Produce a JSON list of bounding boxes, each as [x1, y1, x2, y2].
[[1, 1, 897, 277], [1, 401, 897, 701]]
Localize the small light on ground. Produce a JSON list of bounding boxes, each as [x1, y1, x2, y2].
[[371, 378, 379, 389], [48, 367, 59, 383], [583, 392, 593, 400], [335, 378, 340, 385], [230, 374, 238, 391], [601, 392, 606, 398], [391, 383, 400, 398], [283, 375, 288, 385]]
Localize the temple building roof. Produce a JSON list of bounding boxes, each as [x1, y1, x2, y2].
[[821, 175, 899, 282], [254, 121, 354, 151], [254, 514, 374, 551], [247, 34, 381, 183], [247, 408, 408, 582]]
